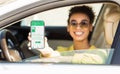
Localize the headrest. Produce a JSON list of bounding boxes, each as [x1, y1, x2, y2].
[[103, 4, 120, 45]]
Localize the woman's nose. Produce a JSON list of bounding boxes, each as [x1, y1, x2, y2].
[[76, 25, 82, 29]]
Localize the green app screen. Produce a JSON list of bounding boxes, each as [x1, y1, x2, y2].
[[31, 20, 44, 49]]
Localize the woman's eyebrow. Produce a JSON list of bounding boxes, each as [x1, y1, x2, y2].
[[71, 19, 76, 22], [70, 19, 89, 23], [81, 19, 89, 22]]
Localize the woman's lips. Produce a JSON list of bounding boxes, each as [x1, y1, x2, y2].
[[74, 31, 84, 36]]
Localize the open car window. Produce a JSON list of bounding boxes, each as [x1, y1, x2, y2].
[[0, 1, 120, 65]]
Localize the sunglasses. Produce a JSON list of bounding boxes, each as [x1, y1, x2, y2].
[[69, 20, 90, 28]]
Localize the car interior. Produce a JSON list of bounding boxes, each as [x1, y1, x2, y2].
[[0, 1, 120, 64]]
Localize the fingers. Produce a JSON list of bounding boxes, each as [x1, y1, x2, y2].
[[27, 42, 31, 50], [27, 32, 31, 50], [44, 37, 49, 47], [45, 37, 47, 41], [28, 32, 31, 41]]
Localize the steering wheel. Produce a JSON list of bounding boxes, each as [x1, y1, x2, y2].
[[0, 29, 24, 62]]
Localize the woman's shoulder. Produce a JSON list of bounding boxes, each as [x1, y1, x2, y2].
[[89, 45, 96, 50]]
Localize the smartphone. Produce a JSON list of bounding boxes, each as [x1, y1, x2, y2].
[[31, 20, 45, 49]]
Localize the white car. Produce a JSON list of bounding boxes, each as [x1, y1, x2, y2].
[[0, 0, 120, 73]]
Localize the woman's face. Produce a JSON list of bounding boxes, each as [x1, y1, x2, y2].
[[67, 13, 92, 41]]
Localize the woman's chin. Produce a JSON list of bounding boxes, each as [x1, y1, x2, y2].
[[74, 37, 84, 41]]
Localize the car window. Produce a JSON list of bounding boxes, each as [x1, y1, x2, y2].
[[0, 2, 119, 65]]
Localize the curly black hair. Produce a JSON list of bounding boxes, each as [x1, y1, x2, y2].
[[68, 5, 95, 24]]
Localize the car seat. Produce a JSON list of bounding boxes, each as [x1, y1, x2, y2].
[[103, 4, 120, 48]]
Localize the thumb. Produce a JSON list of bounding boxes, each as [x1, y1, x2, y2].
[[44, 37, 49, 47]]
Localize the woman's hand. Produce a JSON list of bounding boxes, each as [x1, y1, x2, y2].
[[27, 32, 60, 57]]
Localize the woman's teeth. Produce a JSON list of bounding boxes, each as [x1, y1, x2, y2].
[[75, 32, 83, 36]]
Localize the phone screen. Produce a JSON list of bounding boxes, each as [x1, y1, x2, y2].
[[31, 20, 44, 49]]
